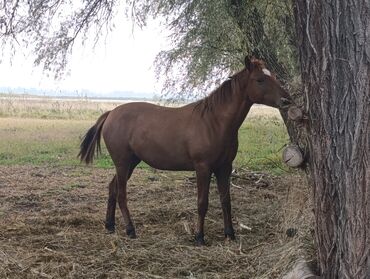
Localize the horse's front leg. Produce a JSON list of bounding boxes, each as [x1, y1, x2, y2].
[[195, 163, 211, 246], [215, 164, 235, 240]]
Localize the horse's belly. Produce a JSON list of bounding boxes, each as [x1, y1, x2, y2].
[[138, 152, 194, 171], [131, 139, 194, 171], [143, 157, 194, 171]]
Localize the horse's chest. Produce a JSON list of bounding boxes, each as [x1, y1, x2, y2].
[[196, 137, 238, 165], [216, 140, 238, 161]]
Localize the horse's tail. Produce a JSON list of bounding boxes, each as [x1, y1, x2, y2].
[[78, 111, 110, 164]]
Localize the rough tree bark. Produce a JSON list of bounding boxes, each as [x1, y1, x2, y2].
[[293, 1, 369, 278]]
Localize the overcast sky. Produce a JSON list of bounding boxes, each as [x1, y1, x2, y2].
[[0, 18, 168, 96]]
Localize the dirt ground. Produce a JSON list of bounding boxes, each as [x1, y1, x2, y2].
[[0, 165, 314, 279]]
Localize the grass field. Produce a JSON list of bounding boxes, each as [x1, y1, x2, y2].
[[0, 96, 314, 279], [0, 95, 290, 174]]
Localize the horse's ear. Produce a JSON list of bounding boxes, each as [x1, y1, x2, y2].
[[244, 55, 255, 72]]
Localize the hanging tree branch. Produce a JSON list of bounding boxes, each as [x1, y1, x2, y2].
[[0, 0, 298, 96], [0, 0, 118, 77]]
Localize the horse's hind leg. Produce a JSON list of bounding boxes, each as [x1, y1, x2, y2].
[[104, 155, 141, 235], [105, 175, 117, 233], [105, 156, 141, 234], [116, 155, 141, 238]]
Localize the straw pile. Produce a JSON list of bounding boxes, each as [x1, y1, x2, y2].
[[0, 165, 315, 278]]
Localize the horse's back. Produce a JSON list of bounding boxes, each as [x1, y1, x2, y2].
[[105, 102, 192, 130], [102, 102, 196, 170]]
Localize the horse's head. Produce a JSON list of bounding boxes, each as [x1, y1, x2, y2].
[[242, 56, 292, 109]]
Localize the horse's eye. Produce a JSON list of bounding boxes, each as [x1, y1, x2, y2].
[[257, 78, 264, 83]]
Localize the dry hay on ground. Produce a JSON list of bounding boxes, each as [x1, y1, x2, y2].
[[0, 165, 314, 278]]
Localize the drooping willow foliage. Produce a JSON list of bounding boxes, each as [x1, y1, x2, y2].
[[0, 0, 298, 98], [130, 0, 298, 98], [0, 0, 120, 78]]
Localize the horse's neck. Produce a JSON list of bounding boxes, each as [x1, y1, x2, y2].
[[222, 72, 252, 132], [223, 99, 252, 133], [194, 75, 252, 134], [210, 93, 252, 135]]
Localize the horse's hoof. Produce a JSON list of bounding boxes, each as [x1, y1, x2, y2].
[[224, 228, 236, 241], [225, 233, 236, 241], [225, 235, 236, 242], [105, 222, 115, 233], [195, 233, 205, 246], [126, 227, 137, 239]]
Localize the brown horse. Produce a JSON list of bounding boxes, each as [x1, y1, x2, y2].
[[78, 57, 291, 245]]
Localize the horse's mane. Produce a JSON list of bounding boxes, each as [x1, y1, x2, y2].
[[194, 78, 234, 115], [193, 59, 267, 116]]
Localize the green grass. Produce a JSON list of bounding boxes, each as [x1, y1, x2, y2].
[[0, 112, 290, 174], [236, 115, 289, 174], [0, 118, 89, 166], [0, 117, 153, 170]]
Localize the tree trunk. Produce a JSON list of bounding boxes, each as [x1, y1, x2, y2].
[[293, 1, 370, 278]]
